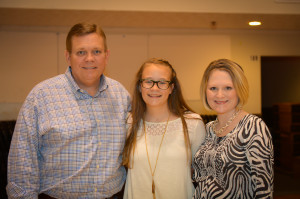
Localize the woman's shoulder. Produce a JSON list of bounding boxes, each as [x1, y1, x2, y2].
[[126, 112, 133, 124], [241, 114, 265, 126], [182, 112, 205, 132], [183, 112, 202, 120], [237, 113, 270, 137], [205, 120, 214, 128]]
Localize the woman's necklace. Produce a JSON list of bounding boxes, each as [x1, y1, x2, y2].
[[212, 109, 241, 136], [144, 114, 170, 199]]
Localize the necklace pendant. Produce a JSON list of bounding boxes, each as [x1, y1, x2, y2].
[[144, 114, 170, 199], [152, 179, 155, 193], [152, 179, 156, 199]]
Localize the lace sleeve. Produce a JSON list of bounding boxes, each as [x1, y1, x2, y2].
[[187, 117, 206, 158]]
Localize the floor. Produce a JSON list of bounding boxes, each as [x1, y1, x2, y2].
[[274, 196, 300, 199]]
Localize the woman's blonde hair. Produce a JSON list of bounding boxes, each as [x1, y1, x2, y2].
[[200, 59, 249, 110]]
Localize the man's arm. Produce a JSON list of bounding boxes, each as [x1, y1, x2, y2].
[[7, 97, 40, 199]]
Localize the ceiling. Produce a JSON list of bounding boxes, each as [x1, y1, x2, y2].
[[0, 8, 300, 31]]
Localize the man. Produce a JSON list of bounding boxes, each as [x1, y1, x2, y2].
[[6, 23, 130, 199]]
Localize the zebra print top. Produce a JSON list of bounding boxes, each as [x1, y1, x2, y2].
[[193, 114, 274, 199]]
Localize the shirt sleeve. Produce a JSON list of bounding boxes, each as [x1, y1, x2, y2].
[[190, 118, 206, 160], [125, 112, 133, 138], [245, 117, 274, 198], [6, 95, 40, 199]]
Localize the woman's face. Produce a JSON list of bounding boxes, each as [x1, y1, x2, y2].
[[206, 69, 239, 115], [140, 64, 173, 110]]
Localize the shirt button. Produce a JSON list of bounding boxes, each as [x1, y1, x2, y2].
[[97, 165, 99, 169], [95, 188, 97, 192]]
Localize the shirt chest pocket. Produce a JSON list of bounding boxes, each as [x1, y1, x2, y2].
[[41, 121, 92, 146]]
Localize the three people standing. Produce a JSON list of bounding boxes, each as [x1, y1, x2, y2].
[[6, 21, 273, 199]]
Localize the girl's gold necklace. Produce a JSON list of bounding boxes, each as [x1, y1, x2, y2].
[[143, 114, 170, 199]]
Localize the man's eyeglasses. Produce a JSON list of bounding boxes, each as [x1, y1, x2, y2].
[[140, 79, 172, 90]]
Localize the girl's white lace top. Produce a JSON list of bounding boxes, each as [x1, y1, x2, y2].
[[124, 113, 206, 199]]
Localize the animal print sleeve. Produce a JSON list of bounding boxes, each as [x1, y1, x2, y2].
[[245, 116, 274, 198]]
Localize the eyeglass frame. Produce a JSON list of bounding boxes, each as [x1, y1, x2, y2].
[[140, 79, 173, 90]]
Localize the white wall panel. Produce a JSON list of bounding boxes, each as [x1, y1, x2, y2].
[[106, 34, 148, 94], [148, 34, 231, 100], [0, 31, 58, 103]]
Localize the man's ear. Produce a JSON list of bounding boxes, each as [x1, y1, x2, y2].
[[105, 49, 110, 58], [65, 50, 71, 66], [104, 49, 110, 65]]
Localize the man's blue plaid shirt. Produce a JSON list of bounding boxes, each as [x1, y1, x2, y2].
[[7, 67, 131, 199]]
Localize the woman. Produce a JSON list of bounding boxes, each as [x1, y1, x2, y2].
[[123, 58, 206, 199], [193, 59, 274, 198]]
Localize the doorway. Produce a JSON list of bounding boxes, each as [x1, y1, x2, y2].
[[261, 56, 300, 129], [261, 56, 300, 196]]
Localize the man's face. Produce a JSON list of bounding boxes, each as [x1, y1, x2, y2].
[[65, 33, 109, 90]]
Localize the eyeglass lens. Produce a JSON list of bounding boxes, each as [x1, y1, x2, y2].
[[141, 80, 170, 90]]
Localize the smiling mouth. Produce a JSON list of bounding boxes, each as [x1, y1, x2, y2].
[[82, 66, 97, 69], [148, 94, 162, 98], [215, 100, 228, 104]]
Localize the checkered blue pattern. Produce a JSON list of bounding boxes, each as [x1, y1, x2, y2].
[[7, 67, 131, 199]]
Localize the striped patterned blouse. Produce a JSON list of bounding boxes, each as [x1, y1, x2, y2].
[[193, 114, 274, 199]]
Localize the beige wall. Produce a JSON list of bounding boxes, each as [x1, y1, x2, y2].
[[231, 31, 300, 113], [1, 0, 300, 14], [0, 27, 300, 120]]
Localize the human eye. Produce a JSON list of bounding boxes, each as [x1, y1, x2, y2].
[[76, 50, 86, 56], [93, 49, 102, 55], [225, 86, 233, 90], [158, 81, 170, 89], [141, 79, 154, 89], [142, 79, 154, 87], [209, 87, 217, 91], [158, 81, 168, 85], [144, 79, 153, 84]]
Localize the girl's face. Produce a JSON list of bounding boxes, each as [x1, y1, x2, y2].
[[206, 69, 239, 116], [140, 64, 173, 110]]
